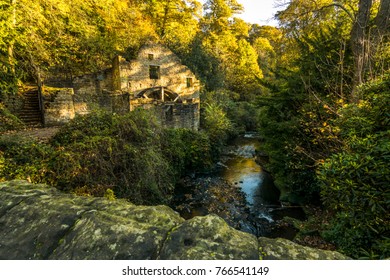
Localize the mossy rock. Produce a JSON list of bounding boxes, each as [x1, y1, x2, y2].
[[258, 237, 350, 260], [159, 215, 259, 260], [0, 180, 183, 260], [0, 180, 351, 260]]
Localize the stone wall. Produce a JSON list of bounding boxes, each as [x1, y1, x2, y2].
[[130, 99, 200, 130], [71, 71, 114, 115], [114, 42, 201, 100], [1, 94, 24, 115], [0, 180, 351, 260], [42, 88, 75, 126], [36, 42, 200, 129]]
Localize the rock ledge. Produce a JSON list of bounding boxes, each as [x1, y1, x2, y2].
[[0, 180, 349, 260]]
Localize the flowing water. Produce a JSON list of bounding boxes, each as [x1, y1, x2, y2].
[[219, 134, 279, 222], [173, 133, 306, 239]]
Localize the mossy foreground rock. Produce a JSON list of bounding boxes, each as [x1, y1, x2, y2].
[[258, 237, 349, 260], [159, 215, 259, 260], [0, 180, 350, 260], [0, 180, 183, 260]]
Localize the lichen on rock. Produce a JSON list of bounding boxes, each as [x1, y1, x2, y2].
[[0, 180, 351, 260], [258, 237, 350, 260], [159, 215, 259, 260], [0, 180, 183, 260]]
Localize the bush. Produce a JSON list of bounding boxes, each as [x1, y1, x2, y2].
[[49, 110, 174, 204], [161, 128, 214, 173], [0, 135, 54, 183], [1, 109, 217, 205], [0, 103, 24, 132], [257, 86, 320, 204], [318, 75, 390, 259], [319, 134, 390, 258], [227, 101, 261, 132]]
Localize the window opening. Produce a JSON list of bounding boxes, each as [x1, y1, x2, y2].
[[149, 65, 160, 79], [186, 77, 193, 88]]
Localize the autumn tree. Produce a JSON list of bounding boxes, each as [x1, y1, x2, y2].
[[0, 0, 18, 94], [193, 0, 262, 97], [0, 0, 155, 93], [249, 25, 283, 78]]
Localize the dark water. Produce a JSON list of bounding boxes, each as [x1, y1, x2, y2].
[[219, 135, 280, 222], [173, 133, 306, 239]]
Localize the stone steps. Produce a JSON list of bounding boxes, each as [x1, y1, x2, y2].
[[19, 90, 43, 126]]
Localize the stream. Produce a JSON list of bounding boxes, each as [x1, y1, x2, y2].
[[173, 133, 306, 239]]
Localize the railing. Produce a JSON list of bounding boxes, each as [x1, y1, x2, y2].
[[37, 70, 45, 127]]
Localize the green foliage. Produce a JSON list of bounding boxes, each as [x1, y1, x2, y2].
[[318, 75, 390, 259], [203, 103, 232, 140], [257, 77, 321, 204], [49, 110, 173, 204], [258, 0, 389, 259], [0, 103, 24, 132], [0, 109, 216, 205], [200, 89, 262, 137], [0, 135, 55, 183], [227, 101, 261, 132], [162, 128, 213, 172], [319, 134, 390, 258], [104, 188, 116, 201]]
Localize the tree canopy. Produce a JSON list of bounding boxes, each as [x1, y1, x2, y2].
[[0, 0, 389, 260]]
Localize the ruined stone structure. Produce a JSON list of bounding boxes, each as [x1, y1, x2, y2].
[[112, 43, 200, 130], [15, 42, 201, 129]]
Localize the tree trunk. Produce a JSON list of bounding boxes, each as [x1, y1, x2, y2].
[[160, 0, 172, 37], [375, 0, 390, 38], [350, 0, 373, 97], [370, 0, 390, 78]]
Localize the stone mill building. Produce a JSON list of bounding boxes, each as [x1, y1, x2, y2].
[[11, 42, 201, 130]]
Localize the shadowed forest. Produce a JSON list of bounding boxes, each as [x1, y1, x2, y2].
[[0, 0, 389, 259]]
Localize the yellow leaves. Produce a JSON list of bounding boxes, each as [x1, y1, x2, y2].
[[357, 100, 370, 109], [317, 159, 325, 164]]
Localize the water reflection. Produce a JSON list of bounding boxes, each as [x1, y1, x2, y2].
[[219, 135, 280, 224], [221, 158, 262, 206], [173, 134, 305, 239]]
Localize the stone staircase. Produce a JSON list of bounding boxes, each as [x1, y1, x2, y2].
[[19, 90, 43, 126]]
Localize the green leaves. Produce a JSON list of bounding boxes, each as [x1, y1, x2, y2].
[[0, 109, 218, 205], [318, 76, 390, 259]]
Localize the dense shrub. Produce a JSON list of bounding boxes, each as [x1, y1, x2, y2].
[[0, 135, 54, 183], [200, 89, 262, 134], [257, 86, 320, 204], [227, 101, 261, 132], [318, 75, 390, 259], [0, 103, 24, 132], [161, 128, 213, 173], [1, 109, 216, 205]]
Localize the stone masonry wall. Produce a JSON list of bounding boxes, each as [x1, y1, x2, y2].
[[130, 99, 200, 130], [115, 42, 201, 100], [71, 71, 113, 116], [42, 88, 75, 126]]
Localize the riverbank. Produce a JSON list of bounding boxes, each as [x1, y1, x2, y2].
[[172, 133, 338, 252]]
